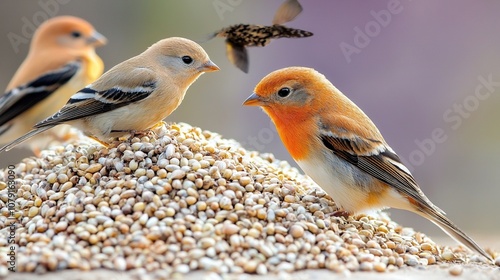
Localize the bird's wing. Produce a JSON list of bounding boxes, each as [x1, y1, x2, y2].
[[35, 67, 157, 128], [319, 119, 445, 215], [273, 0, 303, 25], [269, 25, 313, 38], [225, 40, 249, 73], [0, 61, 81, 127]]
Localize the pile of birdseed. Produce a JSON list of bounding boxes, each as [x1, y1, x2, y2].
[[0, 123, 495, 278]]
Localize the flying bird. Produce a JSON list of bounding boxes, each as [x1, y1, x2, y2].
[[208, 0, 312, 73]]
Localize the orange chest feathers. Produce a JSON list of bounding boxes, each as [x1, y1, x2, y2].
[[264, 107, 317, 161]]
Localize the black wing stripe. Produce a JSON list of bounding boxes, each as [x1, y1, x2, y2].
[[29, 62, 79, 88], [321, 135, 431, 209], [79, 87, 96, 93], [0, 62, 80, 126], [0, 88, 53, 127], [35, 82, 156, 128], [68, 87, 98, 104]]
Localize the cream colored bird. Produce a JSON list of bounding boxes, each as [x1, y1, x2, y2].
[[0, 37, 219, 153], [244, 67, 493, 262], [0, 16, 106, 153]]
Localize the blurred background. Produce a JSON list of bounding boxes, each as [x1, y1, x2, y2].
[[0, 1, 499, 244]]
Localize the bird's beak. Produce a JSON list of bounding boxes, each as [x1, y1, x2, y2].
[[200, 60, 220, 72], [87, 31, 107, 47], [243, 92, 264, 106]]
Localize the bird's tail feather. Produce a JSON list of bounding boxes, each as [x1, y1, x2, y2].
[[0, 126, 54, 153], [271, 25, 313, 38], [418, 209, 493, 263], [197, 32, 218, 44]]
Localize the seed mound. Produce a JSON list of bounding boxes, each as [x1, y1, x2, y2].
[[0, 123, 490, 278]]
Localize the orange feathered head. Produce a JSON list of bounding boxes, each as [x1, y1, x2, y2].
[[243, 67, 339, 120], [243, 66, 385, 150], [31, 16, 107, 52]]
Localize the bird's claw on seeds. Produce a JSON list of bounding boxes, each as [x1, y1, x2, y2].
[[330, 210, 351, 218], [88, 136, 110, 148]]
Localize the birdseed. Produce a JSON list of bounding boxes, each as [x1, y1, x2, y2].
[[0, 123, 497, 278]]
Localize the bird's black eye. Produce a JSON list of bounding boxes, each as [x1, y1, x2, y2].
[[182, 56, 193, 64], [277, 87, 291, 98], [71, 31, 81, 38]]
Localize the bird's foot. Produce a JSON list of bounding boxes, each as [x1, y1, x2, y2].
[[88, 136, 110, 148], [330, 209, 351, 218], [150, 121, 168, 130], [114, 129, 157, 142], [33, 147, 42, 157]]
